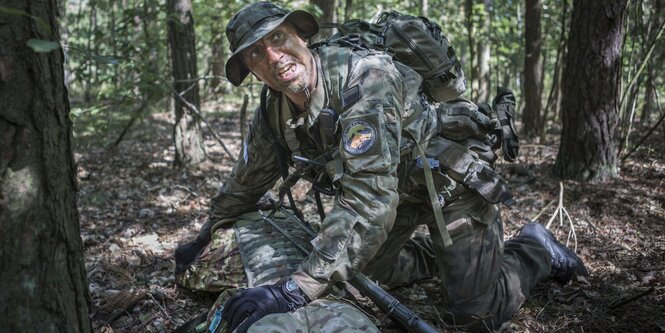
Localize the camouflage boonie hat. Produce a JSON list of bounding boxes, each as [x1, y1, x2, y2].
[[225, 2, 319, 86]]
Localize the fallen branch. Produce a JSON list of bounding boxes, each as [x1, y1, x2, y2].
[[170, 86, 237, 162], [608, 287, 655, 309], [103, 291, 148, 326], [112, 100, 148, 147]]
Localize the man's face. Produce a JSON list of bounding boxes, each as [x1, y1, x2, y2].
[[241, 23, 313, 94]]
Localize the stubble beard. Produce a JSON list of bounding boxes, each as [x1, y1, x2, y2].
[[283, 64, 311, 94]]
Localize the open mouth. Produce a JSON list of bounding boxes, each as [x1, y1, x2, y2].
[[276, 63, 297, 80]]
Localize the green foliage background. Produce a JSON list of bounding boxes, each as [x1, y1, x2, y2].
[[57, 0, 663, 147]]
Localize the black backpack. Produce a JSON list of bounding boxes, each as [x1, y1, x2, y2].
[[318, 11, 466, 103]]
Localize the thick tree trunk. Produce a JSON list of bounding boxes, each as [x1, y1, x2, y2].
[[167, 0, 206, 168], [555, 0, 628, 181], [523, 0, 543, 139], [0, 1, 91, 332]]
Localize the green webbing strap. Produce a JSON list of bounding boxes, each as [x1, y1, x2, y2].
[[414, 141, 453, 247]]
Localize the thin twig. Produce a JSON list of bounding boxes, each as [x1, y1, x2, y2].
[[170, 86, 237, 162], [146, 290, 174, 324], [621, 91, 665, 164], [544, 182, 578, 251]]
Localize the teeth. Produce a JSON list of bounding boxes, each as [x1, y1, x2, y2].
[[278, 64, 294, 75]]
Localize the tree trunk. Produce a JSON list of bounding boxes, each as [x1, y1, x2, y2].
[[344, 0, 353, 21], [542, 0, 569, 141], [640, 0, 663, 124], [465, 0, 478, 100], [476, 0, 492, 102], [642, 60, 656, 124], [209, 31, 226, 92], [522, 0, 543, 140], [554, 0, 628, 181], [465, 0, 491, 101], [311, 0, 336, 40], [0, 1, 91, 332], [167, 0, 206, 167]]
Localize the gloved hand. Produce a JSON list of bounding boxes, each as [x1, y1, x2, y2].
[[222, 278, 310, 333], [174, 237, 207, 275]]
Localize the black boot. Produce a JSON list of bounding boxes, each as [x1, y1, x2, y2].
[[517, 222, 588, 284]]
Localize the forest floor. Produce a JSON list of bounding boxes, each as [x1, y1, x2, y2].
[[75, 106, 665, 333]]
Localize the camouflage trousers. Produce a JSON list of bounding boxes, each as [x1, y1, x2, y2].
[[364, 190, 552, 332]]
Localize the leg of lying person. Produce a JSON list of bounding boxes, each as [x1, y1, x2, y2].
[[175, 226, 248, 292], [246, 299, 380, 333], [175, 210, 382, 333]]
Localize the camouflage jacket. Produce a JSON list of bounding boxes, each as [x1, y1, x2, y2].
[[203, 46, 443, 299]]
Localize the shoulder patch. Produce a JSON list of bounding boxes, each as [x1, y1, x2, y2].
[[342, 119, 377, 155]]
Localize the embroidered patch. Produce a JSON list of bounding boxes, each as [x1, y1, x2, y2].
[[342, 119, 377, 155]]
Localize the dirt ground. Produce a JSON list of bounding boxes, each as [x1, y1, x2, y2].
[[77, 109, 665, 333]]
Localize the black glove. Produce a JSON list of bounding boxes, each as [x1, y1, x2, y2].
[[174, 237, 207, 275], [222, 279, 310, 333]]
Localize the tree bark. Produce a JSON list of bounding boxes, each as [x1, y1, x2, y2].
[[0, 1, 91, 332], [523, 0, 543, 139], [167, 0, 206, 167], [554, 0, 628, 181]]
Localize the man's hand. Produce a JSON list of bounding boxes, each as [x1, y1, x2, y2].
[[174, 237, 207, 275], [222, 278, 310, 333]]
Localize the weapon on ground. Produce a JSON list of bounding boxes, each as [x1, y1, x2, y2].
[[260, 208, 440, 333]]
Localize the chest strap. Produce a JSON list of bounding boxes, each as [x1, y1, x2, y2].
[[404, 129, 452, 248]]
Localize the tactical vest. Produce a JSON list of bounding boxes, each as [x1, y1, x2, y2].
[[258, 44, 516, 247]]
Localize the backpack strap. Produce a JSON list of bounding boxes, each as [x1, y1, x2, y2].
[[260, 85, 289, 180], [259, 85, 307, 219]]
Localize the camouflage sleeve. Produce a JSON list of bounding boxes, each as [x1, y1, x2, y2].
[[198, 106, 282, 242], [292, 52, 405, 299]]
